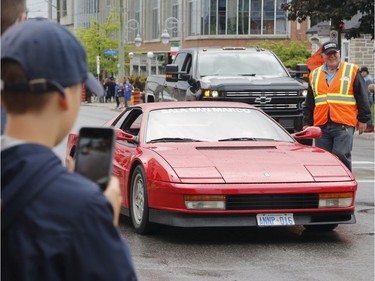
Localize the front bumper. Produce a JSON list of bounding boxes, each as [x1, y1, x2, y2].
[[149, 209, 355, 228]]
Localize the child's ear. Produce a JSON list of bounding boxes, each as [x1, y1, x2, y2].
[[58, 92, 69, 111]]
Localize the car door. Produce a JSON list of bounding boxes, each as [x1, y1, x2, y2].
[[112, 108, 143, 208]]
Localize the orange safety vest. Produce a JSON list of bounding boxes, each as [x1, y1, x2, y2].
[[309, 62, 358, 127]]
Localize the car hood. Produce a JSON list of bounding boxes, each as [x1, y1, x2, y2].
[[200, 75, 306, 89], [150, 143, 351, 183]]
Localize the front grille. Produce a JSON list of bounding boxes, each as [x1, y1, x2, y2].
[[224, 90, 302, 112], [226, 91, 299, 97], [226, 194, 319, 210]]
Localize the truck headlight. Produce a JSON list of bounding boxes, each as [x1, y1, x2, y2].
[[203, 90, 220, 98], [301, 90, 308, 96]]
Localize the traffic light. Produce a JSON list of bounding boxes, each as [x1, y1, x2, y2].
[[339, 22, 345, 30]]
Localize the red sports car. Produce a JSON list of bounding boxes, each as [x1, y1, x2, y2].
[[67, 102, 357, 234]]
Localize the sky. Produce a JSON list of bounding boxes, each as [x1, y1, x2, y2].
[[27, 0, 49, 18]]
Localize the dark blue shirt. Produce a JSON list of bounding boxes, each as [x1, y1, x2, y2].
[[1, 143, 137, 281]]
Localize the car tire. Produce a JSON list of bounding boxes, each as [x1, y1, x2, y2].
[[304, 224, 338, 231], [130, 165, 151, 234]]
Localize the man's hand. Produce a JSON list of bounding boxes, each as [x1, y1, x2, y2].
[[65, 155, 75, 172], [302, 125, 310, 130], [357, 122, 367, 135], [104, 177, 122, 226]]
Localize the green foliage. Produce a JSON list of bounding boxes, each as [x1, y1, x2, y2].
[[281, 0, 374, 39], [247, 40, 311, 69], [75, 11, 120, 78]]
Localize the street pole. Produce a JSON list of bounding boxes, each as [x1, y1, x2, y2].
[[118, 0, 125, 80]]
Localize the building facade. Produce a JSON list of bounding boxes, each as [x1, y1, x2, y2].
[[54, 0, 311, 76]]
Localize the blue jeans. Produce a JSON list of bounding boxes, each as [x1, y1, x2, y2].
[[315, 122, 355, 171]]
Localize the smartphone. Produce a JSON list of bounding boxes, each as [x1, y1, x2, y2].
[[74, 127, 115, 191]]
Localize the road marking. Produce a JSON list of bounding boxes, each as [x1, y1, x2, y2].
[[353, 161, 374, 165], [356, 180, 375, 183]]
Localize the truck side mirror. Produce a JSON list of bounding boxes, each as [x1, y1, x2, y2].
[[295, 64, 309, 82], [165, 64, 179, 82]]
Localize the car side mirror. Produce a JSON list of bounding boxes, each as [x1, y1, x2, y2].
[[292, 126, 322, 141], [114, 128, 137, 143]]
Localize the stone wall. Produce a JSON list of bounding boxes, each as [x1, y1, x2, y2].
[[350, 34, 374, 75]]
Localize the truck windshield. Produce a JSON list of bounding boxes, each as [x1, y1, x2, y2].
[[197, 52, 288, 77]]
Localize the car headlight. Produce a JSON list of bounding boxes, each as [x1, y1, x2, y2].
[[318, 192, 353, 208], [301, 89, 308, 96], [184, 195, 226, 210]]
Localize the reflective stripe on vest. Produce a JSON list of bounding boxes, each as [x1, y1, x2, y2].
[[311, 62, 356, 105], [309, 62, 358, 127]]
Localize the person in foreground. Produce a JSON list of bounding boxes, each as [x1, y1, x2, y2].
[[1, 18, 137, 281], [303, 41, 371, 171]]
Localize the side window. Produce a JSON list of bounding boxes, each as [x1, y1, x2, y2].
[[118, 108, 143, 136], [182, 54, 192, 74], [173, 53, 187, 71]]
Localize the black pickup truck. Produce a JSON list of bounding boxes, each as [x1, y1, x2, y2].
[[144, 47, 309, 133]]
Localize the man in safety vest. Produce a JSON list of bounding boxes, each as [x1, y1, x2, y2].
[[303, 41, 371, 171]]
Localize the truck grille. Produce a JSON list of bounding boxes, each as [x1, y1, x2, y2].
[[225, 90, 301, 110], [226, 91, 299, 97], [226, 194, 319, 210]]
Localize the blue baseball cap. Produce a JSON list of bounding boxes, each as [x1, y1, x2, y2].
[[1, 18, 104, 97]]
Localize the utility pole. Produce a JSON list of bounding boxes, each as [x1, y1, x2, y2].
[[118, 0, 125, 80]]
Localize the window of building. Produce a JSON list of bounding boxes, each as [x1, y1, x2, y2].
[[250, 0, 261, 34], [218, 0, 226, 34], [238, 0, 249, 35], [210, 0, 217, 35], [62, 0, 67, 17], [276, 0, 287, 34], [227, 0, 237, 34], [172, 2, 179, 37], [187, 0, 287, 37]]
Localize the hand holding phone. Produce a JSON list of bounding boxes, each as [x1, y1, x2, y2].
[[74, 127, 115, 191]]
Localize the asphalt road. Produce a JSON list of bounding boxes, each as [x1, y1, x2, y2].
[[57, 103, 374, 281]]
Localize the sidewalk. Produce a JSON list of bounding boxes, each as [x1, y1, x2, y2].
[[80, 101, 117, 110]]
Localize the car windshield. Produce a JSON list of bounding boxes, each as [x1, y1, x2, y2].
[[197, 52, 288, 77], [145, 107, 294, 143]]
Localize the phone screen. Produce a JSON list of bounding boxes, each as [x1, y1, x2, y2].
[[75, 127, 115, 191]]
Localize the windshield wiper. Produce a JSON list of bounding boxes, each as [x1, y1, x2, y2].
[[239, 74, 257, 76], [147, 137, 203, 143], [218, 137, 276, 142], [219, 137, 257, 142]]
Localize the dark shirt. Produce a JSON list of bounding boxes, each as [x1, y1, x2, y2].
[[303, 68, 371, 126], [1, 143, 137, 281]]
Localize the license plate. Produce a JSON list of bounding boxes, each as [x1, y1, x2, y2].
[[256, 213, 295, 226]]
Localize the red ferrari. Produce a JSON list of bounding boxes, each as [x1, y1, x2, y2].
[[67, 102, 357, 234]]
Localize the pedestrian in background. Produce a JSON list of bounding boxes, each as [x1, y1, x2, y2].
[[360, 66, 374, 132], [1, 19, 137, 281], [124, 77, 133, 108], [114, 79, 121, 110], [105, 77, 116, 103], [118, 82, 125, 110], [1, 0, 27, 134], [303, 41, 371, 171]]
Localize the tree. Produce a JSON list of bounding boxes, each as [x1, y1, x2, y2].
[[75, 12, 120, 78], [281, 0, 374, 39], [247, 40, 311, 69]]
